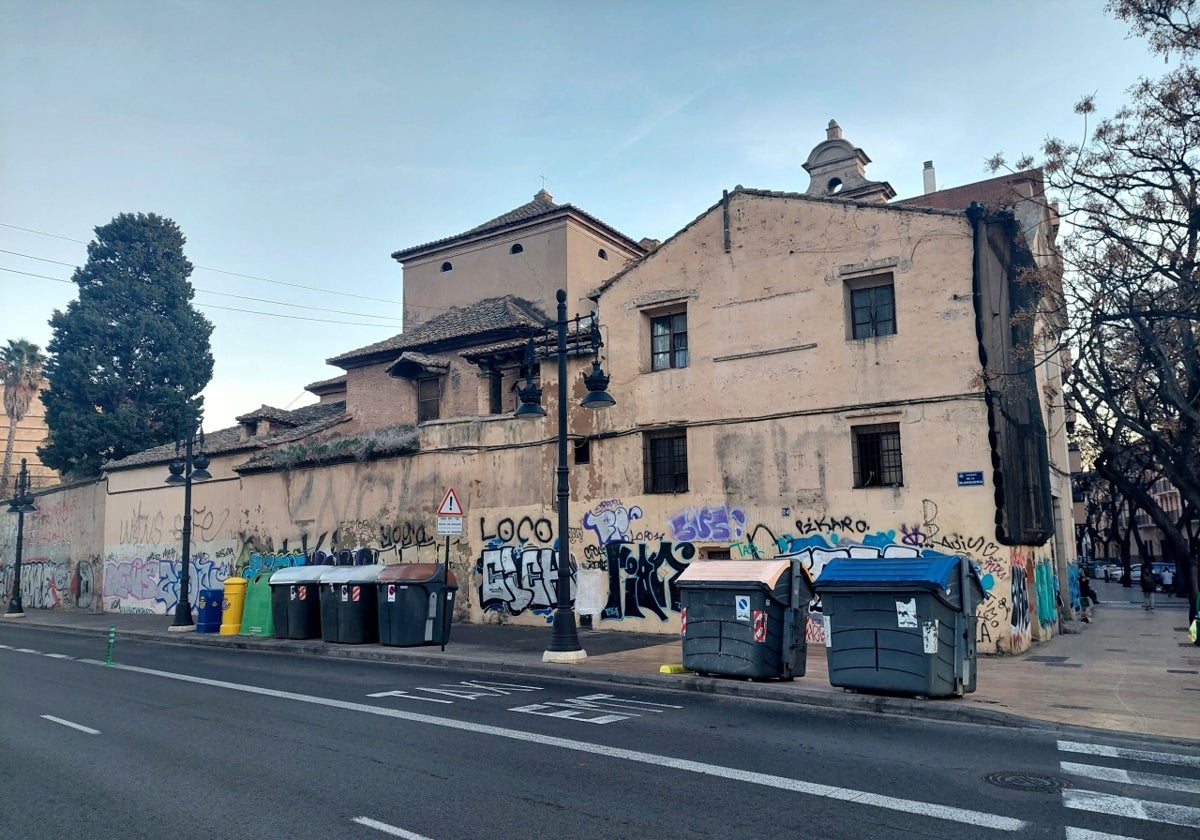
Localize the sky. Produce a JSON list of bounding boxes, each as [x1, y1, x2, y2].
[[0, 0, 1168, 432]]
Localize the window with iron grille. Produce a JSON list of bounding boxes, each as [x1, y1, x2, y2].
[[651, 311, 688, 370], [644, 428, 688, 493], [417, 377, 440, 423], [847, 276, 896, 339], [852, 422, 903, 487]]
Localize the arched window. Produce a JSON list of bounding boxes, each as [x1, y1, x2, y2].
[[597, 248, 608, 260], [441, 261, 453, 272], [510, 243, 523, 255]]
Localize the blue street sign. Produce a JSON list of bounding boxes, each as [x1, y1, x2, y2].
[[957, 471, 985, 487]]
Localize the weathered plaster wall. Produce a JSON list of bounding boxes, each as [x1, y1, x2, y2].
[[0, 480, 104, 611]]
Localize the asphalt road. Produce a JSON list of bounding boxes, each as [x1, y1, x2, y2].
[[2, 624, 1197, 840]]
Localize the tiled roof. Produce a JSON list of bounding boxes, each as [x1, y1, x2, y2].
[[235, 405, 299, 426], [305, 374, 347, 394], [894, 169, 1044, 211], [327, 296, 551, 367], [103, 401, 349, 471], [390, 190, 643, 261]]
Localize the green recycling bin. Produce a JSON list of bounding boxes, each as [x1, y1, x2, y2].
[[239, 572, 274, 637]]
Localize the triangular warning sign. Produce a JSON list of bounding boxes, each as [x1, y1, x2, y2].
[[437, 487, 463, 516]]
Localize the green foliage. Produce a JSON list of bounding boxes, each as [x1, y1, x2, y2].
[[39, 213, 214, 478]]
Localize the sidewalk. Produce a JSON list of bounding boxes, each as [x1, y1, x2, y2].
[[4, 579, 1197, 743]]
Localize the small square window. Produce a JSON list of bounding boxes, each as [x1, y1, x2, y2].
[[846, 275, 896, 339], [417, 377, 440, 423], [852, 422, 903, 487], [574, 438, 591, 465], [644, 428, 688, 493], [651, 311, 688, 370]]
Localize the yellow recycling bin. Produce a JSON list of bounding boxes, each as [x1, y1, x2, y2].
[[220, 577, 248, 635]]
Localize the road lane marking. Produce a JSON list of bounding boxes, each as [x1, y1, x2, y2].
[[101, 660, 1028, 831], [40, 715, 99, 735], [15, 647, 40, 654], [351, 816, 435, 839], [366, 690, 452, 704], [1063, 788, 1200, 829], [1058, 740, 1200, 768], [1061, 760, 1200, 794], [1065, 828, 1140, 840], [43, 653, 70, 659]]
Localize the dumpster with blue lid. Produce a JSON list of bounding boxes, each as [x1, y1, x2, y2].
[[813, 553, 985, 697], [320, 565, 383, 644], [269, 566, 333, 640], [676, 558, 813, 680]]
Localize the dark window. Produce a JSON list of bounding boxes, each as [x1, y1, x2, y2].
[[852, 423, 903, 487], [597, 248, 608, 260], [850, 282, 896, 339], [574, 438, 591, 465], [440, 261, 453, 272], [644, 429, 688, 493], [651, 311, 688, 370], [510, 243, 523, 254], [488, 372, 503, 414], [417, 377, 440, 423]]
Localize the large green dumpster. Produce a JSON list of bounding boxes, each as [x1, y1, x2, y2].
[[677, 558, 813, 680], [814, 554, 985, 698]]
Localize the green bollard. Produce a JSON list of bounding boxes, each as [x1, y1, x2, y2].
[[105, 625, 115, 664]]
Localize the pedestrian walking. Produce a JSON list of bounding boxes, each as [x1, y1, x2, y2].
[[1141, 564, 1156, 610], [1160, 565, 1174, 596], [1079, 573, 1098, 622]]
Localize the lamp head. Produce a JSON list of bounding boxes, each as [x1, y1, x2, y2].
[[581, 361, 615, 410]]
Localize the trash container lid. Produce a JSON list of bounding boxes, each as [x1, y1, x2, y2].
[[677, 559, 804, 588], [320, 565, 385, 584], [377, 563, 458, 586], [269, 566, 335, 585], [815, 554, 983, 593]]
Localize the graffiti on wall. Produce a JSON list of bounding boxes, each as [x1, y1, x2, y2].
[[478, 545, 561, 616], [583, 501, 645, 545], [666, 505, 746, 543], [103, 544, 234, 615], [599, 540, 695, 622], [1009, 555, 1032, 652], [0, 556, 98, 611]]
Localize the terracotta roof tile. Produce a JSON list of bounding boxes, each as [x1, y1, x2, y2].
[[327, 296, 550, 367]]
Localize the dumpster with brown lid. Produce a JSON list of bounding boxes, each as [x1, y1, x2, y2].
[[377, 563, 459, 649]]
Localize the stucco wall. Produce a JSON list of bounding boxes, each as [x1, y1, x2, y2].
[[0, 479, 105, 611]]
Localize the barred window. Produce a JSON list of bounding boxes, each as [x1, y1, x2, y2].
[[644, 428, 688, 493], [852, 423, 903, 487]]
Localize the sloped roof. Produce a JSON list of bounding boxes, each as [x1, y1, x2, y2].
[[305, 374, 347, 395], [390, 190, 643, 261], [894, 169, 1045, 211], [327, 295, 551, 367], [103, 401, 349, 472], [235, 405, 300, 426]]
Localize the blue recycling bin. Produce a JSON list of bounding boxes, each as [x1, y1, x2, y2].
[[196, 588, 224, 633]]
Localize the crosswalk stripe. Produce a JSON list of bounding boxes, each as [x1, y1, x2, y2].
[[1061, 760, 1200, 794], [1064, 827, 1139, 840], [1063, 788, 1200, 829], [1058, 739, 1200, 768]]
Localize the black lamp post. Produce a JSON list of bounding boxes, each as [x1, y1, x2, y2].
[[165, 422, 211, 631], [515, 289, 615, 663], [3, 459, 36, 618]]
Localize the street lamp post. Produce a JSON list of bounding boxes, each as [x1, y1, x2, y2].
[[516, 289, 615, 663], [3, 459, 36, 618], [165, 422, 211, 631]]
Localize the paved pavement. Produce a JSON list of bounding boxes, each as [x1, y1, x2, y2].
[[3, 579, 1197, 744]]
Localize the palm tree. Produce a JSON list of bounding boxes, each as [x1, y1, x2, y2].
[[1, 339, 47, 496]]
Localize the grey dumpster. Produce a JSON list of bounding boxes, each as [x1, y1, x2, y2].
[[813, 553, 985, 698], [320, 566, 383, 644], [269, 566, 332, 640], [377, 564, 459, 649], [676, 558, 813, 680]]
